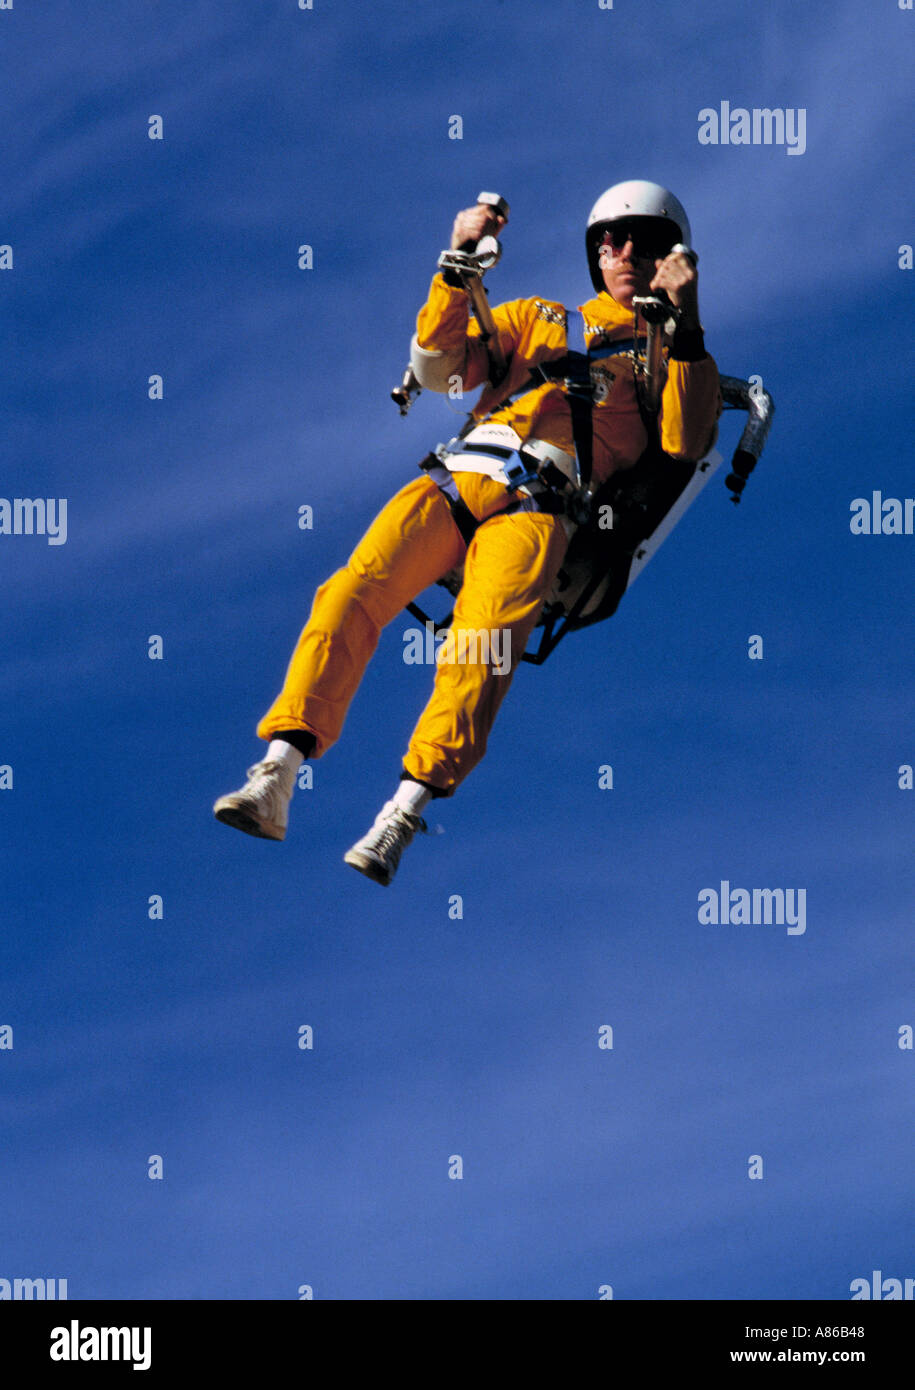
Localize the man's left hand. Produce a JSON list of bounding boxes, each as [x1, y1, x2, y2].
[[651, 251, 700, 331]]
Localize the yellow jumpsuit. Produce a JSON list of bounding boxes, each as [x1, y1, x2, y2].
[[257, 274, 721, 796]]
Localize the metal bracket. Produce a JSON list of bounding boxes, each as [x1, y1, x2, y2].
[[437, 235, 502, 282]]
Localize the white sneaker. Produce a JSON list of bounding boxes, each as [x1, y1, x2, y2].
[[213, 759, 296, 841], [343, 799, 427, 886]]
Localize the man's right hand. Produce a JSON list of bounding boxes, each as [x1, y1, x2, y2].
[[449, 203, 508, 251]]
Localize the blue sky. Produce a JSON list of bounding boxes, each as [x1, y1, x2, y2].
[[1, 0, 912, 1300]]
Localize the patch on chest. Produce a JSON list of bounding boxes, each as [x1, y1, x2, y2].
[[534, 301, 567, 329], [589, 363, 617, 402]]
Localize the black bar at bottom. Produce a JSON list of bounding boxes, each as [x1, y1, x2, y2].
[[1, 1298, 910, 1378]]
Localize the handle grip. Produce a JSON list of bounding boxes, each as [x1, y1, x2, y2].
[[457, 191, 509, 250]]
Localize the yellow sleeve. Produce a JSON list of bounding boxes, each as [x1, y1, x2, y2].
[[659, 354, 722, 461], [415, 273, 525, 394]]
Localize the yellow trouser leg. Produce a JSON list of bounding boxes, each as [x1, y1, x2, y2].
[[257, 475, 465, 756], [401, 503, 569, 796]]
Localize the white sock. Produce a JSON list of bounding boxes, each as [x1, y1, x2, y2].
[[266, 740, 304, 777], [392, 779, 432, 816]]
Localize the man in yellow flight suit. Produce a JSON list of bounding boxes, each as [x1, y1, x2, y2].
[[214, 180, 721, 885]]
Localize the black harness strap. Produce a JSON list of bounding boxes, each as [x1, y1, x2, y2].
[[443, 492, 480, 547], [565, 388, 594, 489], [418, 453, 480, 546]]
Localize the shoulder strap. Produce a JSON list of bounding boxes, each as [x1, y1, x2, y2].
[[562, 312, 595, 488]]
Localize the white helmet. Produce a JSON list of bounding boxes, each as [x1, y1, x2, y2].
[[586, 180, 691, 292]]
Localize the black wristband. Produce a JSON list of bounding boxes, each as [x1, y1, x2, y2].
[[669, 327, 707, 362]]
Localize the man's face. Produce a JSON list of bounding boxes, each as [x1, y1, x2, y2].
[[597, 219, 675, 308]]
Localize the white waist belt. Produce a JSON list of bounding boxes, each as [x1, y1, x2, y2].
[[438, 423, 579, 492]]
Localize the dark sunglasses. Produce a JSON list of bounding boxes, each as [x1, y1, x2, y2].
[[600, 221, 677, 260]]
